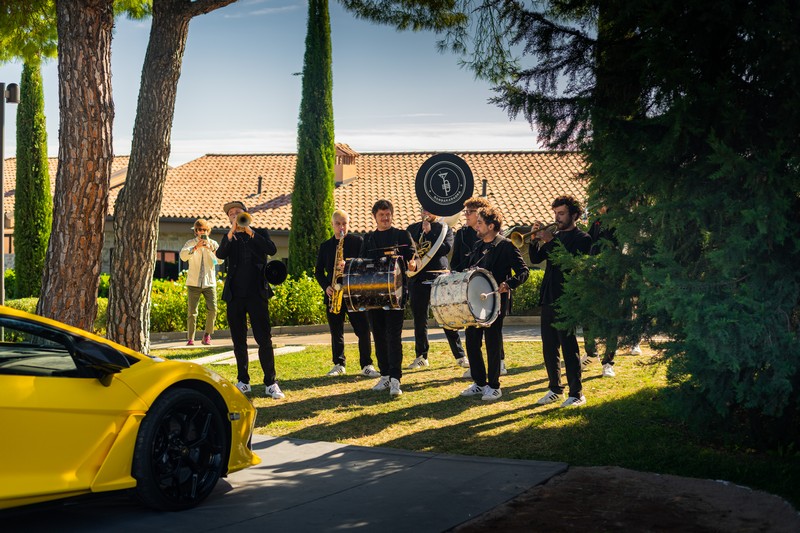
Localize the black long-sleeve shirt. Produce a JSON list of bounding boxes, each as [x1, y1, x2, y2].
[[529, 227, 592, 306], [216, 227, 277, 302], [466, 234, 529, 315], [315, 233, 363, 305], [359, 227, 415, 264], [451, 226, 478, 272]]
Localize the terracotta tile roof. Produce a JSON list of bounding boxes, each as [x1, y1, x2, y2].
[[3, 156, 131, 222], [159, 149, 587, 233], [4, 149, 587, 235]]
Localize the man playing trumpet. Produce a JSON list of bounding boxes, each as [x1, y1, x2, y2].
[[216, 201, 285, 399], [405, 206, 468, 371], [530, 195, 593, 407]]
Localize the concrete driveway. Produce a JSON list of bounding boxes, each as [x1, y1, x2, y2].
[[4, 435, 566, 532]]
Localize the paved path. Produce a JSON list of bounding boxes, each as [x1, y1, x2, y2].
[[5, 435, 566, 532]]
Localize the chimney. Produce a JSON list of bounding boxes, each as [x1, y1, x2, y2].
[[481, 178, 488, 197], [257, 175, 263, 195], [334, 143, 359, 186]]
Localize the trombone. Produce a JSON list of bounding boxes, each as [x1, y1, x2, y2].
[[509, 222, 558, 248]]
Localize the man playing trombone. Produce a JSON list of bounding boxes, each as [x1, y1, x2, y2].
[[460, 206, 528, 401], [406, 206, 468, 371], [530, 195, 593, 407]]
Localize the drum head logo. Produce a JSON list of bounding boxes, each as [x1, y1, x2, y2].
[[415, 153, 474, 217]]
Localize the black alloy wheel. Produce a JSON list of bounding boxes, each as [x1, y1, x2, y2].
[[132, 388, 227, 511]]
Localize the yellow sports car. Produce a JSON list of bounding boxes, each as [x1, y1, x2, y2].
[[0, 305, 260, 511]]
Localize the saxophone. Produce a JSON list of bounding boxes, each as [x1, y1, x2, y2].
[[329, 230, 346, 313]]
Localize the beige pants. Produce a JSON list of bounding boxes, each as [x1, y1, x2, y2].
[[187, 285, 217, 340]]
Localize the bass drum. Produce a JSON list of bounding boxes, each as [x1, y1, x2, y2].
[[343, 257, 406, 312], [430, 268, 499, 329]]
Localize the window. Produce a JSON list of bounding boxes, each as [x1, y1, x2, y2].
[[0, 318, 78, 376], [154, 250, 179, 280]]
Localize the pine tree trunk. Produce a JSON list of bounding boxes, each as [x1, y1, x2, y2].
[[106, 3, 190, 353], [106, 0, 236, 353], [37, 0, 114, 331]]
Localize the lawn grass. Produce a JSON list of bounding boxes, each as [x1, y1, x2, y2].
[[153, 341, 800, 507]]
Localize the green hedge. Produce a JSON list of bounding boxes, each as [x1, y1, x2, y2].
[[3, 268, 542, 335]]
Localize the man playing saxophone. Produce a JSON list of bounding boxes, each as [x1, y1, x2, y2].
[[315, 209, 378, 378]]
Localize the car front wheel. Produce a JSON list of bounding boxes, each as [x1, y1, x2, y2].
[[132, 388, 227, 511]]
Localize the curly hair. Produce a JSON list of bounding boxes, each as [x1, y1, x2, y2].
[[478, 206, 504, 232], [552, 195, 583, 218]]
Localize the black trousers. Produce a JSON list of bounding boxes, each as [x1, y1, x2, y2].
[[584, 330, 617, 365], [464, 315, 505, 389], [541, 304, 582, 398], [409, 280, 466, 360], [367, 309, 405, 380], [327, 307, 373, 367], [227, 294, 276, 386]]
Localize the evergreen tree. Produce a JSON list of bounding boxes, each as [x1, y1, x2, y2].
[[473, 0, 800, 443], [288, 0, 335, 277], [14, 58, 53, 298]]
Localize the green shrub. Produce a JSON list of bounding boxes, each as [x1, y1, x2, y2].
[[512, 269, 544, 315], [98, 273, 110, 298], [4, 296, 108, 336], [4, 269, 16, 301], [269, 273, 326, 326]]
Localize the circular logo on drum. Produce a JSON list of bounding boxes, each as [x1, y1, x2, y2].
[[415, 153, 474, 217]]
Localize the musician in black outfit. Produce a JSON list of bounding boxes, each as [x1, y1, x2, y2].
[[451, 196, 509, 377], [460, 206, 528, 401], [584, 205, 620, 377], [216, 201, 284, 399], [359, 199, 417, 397], [406, 207, 468, 370], [315, 209, 378, 378], [530, 195, 593, 407]]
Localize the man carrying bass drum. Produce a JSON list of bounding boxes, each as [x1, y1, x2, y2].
[[315, 209, 379, 379], [459, 206, 528, 401], [405, 206, 469, 371], [358, 199, 417, 397]]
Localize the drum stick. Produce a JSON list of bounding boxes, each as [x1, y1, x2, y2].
[[480, 290, 499, 301]]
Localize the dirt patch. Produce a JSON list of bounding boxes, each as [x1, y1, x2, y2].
[[451, 466, 800, 532]]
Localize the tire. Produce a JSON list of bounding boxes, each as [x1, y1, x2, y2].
[[132, 388, 227, 511]]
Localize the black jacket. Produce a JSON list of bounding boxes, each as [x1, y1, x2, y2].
[[406, 220, 454, 283], [466, 234, 529, 316], [451, 226, 478, 272], [359, 227, 415, 264], [529, 227, 592, 306], [216, 227, 277, 302], [315, 233, 363, 306], [588, 217, 617, 256]]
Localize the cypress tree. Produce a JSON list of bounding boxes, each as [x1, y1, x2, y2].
[[14, 58, 53, 298], [288, 0, 335, 277]]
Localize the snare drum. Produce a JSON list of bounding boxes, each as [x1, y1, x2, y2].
[[343, 257, 406, 312], [430, 268, 499, 329]]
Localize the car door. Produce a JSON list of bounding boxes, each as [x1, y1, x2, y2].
[[0, 316, 149, 505]]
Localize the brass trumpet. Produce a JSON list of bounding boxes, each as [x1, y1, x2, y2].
[[236, 212, 253, 228], [509, 222, 558, 248]]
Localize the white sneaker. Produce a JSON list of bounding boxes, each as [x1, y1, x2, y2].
[[536, 390, 562, 405], [361, 365, 380, 378], [406, 355, 429, 369], [481, 386, 502, 401], [460, 383, 485, 397], [266, 383, 285, 399], [602, 363, 616, 377], [326, 364, 346, 376], [561, 395, 586, 407], [461, 368, 472, 379], [630, 344, 643, 355], [371, 375, 390, 391], [389, 377, 402, 396], [456, 356, 470, 368], [500, 360, 508, 375], [235, 381, 251, 394], [580, 355, 597, 369]]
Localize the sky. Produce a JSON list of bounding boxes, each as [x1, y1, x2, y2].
[[0, 0, 539, 167]]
